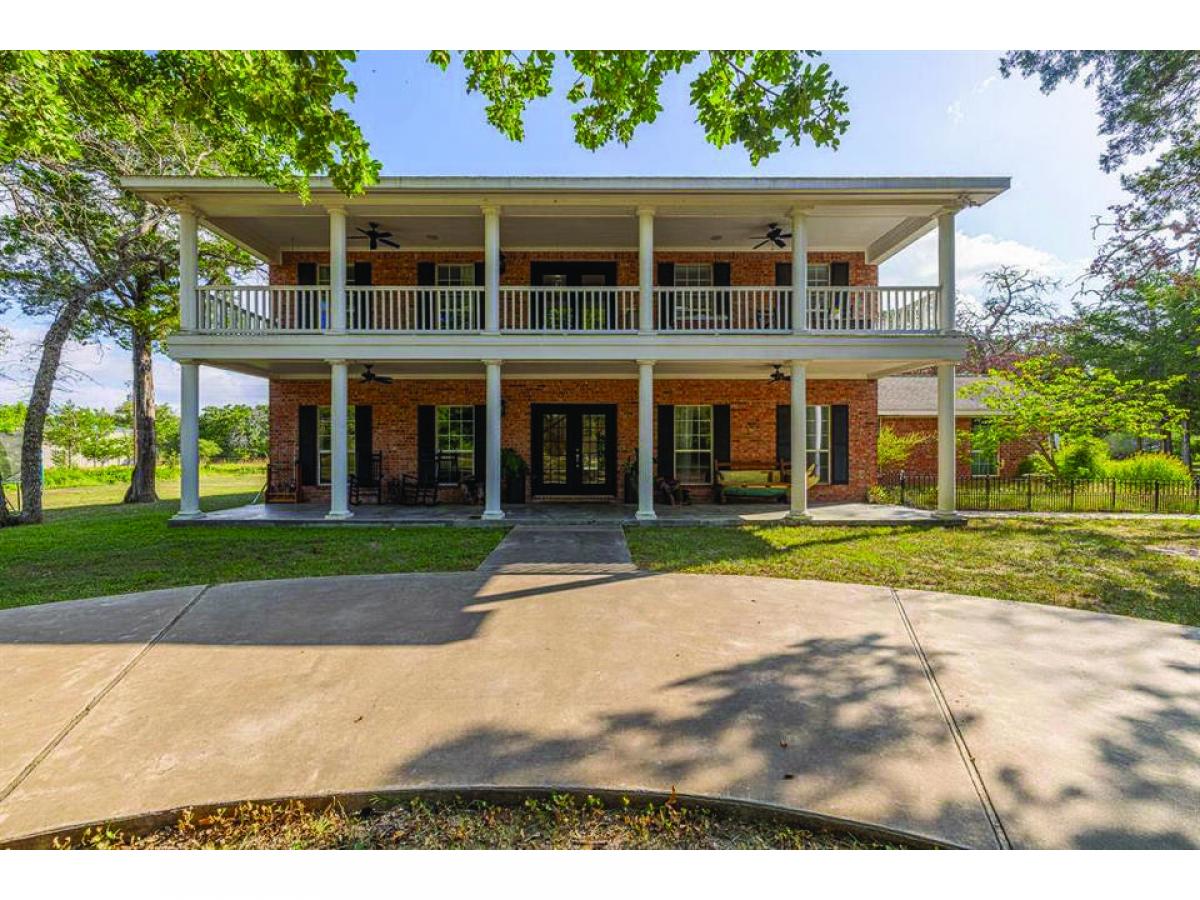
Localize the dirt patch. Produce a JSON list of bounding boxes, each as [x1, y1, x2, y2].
[[1147, 544, 1200, 560]]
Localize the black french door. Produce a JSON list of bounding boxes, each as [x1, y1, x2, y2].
[[531, 404, 618, 496]]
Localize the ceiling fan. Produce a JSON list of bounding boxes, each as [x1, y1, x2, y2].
[[769, 364, 792, 383], [752, 223, 792, 250], [360, 364, 394, 385], [350, 222, 400, 250]]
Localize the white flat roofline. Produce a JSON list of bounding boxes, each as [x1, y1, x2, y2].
[[121, 174, 1011, 196]]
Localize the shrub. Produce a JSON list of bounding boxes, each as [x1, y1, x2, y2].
[[867, 484, 896, 505], [1107, 453, 1193, 483], [1056, 436, 1111, 480], [876, 425, 928, 477]]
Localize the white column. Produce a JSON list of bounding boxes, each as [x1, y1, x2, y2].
[[483, 205, 500, 333], [482, 360, 504, 520], [636, 360, 656, 520], [788, 361, 810, 519], [637, 207, 655, 333], [177, 362, 201, 518], [790, 209, 808, 333], [328, 206, 347, 332], [326, 360, 352, 519], [178, 206, 198, 331], [938, 212, 956, 334], [936, 363, 957, 517]]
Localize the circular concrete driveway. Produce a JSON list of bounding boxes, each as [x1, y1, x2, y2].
[[2, 569, 1197, 849]]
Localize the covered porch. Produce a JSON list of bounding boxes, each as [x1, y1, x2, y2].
[[169, 499, 954, 527]]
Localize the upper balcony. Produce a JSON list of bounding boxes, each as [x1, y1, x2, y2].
[[192, 283, 944, 335], [123, 174, 1009, 354]]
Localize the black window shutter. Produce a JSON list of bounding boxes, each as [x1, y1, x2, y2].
[[776, 405, 791, 465], [297, 262, 317, 285], [417, 405, 436, 483], [351, 262, 373, 329], [416, 262, 435, 285], [830, 261, 851, 286], [354, 262, 372, 286], [831, 404, 850, 484], [298, 405, 317, 485], [712, 262, 731, 286], [775, 262, 792, 287], [355, 405, 373, 485], [473, 404, 487, 483], [657, 404, 674, 479], [713, 405, 731, 466], [472, 263, 486, 327], [656, 262, 675, 329]]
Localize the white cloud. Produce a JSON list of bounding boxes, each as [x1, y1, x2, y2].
[[946, 100, 964, 125], [880, 230, 1087, 314], [0, 318, 266, 411], [973, 75, 998, 94]]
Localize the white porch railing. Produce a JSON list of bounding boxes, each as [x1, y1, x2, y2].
[[808, 286, 941, 332], [654, 286, 791, 332], [501, 286, 639, 332], [197, 285, 329, 333], [190, 284, 942, 335], [347, 286, 484, 332]]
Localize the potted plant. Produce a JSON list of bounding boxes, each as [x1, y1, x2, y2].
[[501, 448, 528, 504], [622, 451, 639, 504]]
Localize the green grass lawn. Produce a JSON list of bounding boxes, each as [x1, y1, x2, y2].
[[1, 473, 505, 610], [626, 519, 1200, 627]]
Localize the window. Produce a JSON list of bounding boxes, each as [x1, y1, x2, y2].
[[674, 405, 713, 484], [674, 263, 714, 287], [806, 405, 831, 484], [317, 406, 356, 485], [436, 405, 475, 483], [316, 265, 361, 285], [970, 419, 999, 476], [806, 263, 831, 287], [436, 263, 476, 286]]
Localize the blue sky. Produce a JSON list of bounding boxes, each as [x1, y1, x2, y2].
[[1, 50, 1124, 411]]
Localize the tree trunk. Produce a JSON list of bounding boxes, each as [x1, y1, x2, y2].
[[18, 294, 88, 525], [1182, 418, 1193, 469], [123, 327, 158, 503]]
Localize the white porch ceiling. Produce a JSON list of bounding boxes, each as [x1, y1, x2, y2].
[[123, 175, 1010, 265]]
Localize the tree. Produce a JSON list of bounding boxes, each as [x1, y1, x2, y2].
[[196, 438, 222, 464], [960, 355, 1185, 475], [430, 51, 850, 162], [0, 402, 26, 434], [198, 404, 270, 462], [155, 405, 181, 464], [0, 50, 379, 525], [876, 424, 929, 479], [43, 401, 87, 468], [957, 266, 1061, 372], [75, 407, 125, 465], [1000, 52, 1200, 284], [1065, 274, 1200, 465]]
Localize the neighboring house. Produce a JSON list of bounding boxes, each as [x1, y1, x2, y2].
[[877, 376, 1035, 477], [124, 175, 1009, 519]]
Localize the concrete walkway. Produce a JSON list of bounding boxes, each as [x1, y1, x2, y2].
[[1, 554, 1197, 848]]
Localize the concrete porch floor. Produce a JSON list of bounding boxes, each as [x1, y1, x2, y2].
[[173, 500, 956, 527]]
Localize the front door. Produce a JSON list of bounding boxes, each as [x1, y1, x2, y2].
[[531, 404, 618, 496]]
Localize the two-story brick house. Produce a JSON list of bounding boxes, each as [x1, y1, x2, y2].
[[124, 175, 1009, 521]]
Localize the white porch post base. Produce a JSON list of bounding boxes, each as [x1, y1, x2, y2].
[[636, 359, 656, 520], [176, 361, 202, 519], [787, 359, 810, 520], [482, 359, 505, 520], [935, 362, 957, 518], [326, 360, 353, 520]]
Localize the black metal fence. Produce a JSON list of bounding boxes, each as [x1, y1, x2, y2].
[[886, 473, 1200, 515]]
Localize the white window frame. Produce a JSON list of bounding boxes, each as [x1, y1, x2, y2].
[[316, 405, 356, 486], [806, 263, 831, 287], [674, 263, 714, 287], [316, 264, 360, 286], [674, 404, 713, 485], [806, 404, 832, 485], [436, 404, 475, 484], [435, 263, 476, 286]]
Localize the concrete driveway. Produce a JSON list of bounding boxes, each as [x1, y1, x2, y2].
[[1, 531, 1197, 848]]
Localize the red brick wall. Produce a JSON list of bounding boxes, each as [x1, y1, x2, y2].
[[270, 377, 878, 504], [880, 416, 1035, 477], [272, 251, 878, 287]]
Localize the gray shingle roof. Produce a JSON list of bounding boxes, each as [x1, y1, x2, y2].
[[877, 376, 1000, 416]]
